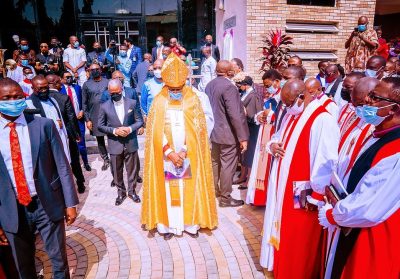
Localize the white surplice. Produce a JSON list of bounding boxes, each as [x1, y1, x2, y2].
[[157, 107, 199, 236], [318, 93, 339, 120], [324, 136, 400, 279], [260, 100, 339, 270]]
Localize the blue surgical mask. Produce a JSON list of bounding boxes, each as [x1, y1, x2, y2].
[[162, 54, 167, 60], [20, 45, 29, 51], [361, 104, 395, 126], [280, 80, 287, 88], [365, 69, 377, 78], [74, 41, 80, 48], [169, 91, 182, 100], [21, 59, 29, 67], [156, 41, 162, 47], [119, 50, 127, 57], [355, 106, 364, 119], [0, 99, 27, 117], [358, 24, 367, 32], [267, 85, 278, 95]]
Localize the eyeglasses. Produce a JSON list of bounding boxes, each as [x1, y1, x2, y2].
[[368, 91, 400, 105], [286, 93, 305, 108]]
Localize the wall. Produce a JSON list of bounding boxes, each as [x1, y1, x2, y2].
[[244, 0, 377, 81], [215, 0, 247, 69]]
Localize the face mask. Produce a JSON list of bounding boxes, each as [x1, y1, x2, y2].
[[147, 71, 155, 78], [162, 54, 167, 60], [280, 80, 287, 88], [206, 42, 212, 46], [169, 92, 182, 100], [358, 24, 367, 32], [20, 45, 29, 51], [326, 75, 336, 83], [65, 76, 74, 85], [154, 69, 162, 79], [0, 99, 27, 117], [25, 73, 34, 80], [21, 59, 29, 67], [365, 69, 378, 78], [38, 90, 50, 101], [361, 104, 395, 126], [90, 70, 101, 79], [267, 85, 278, 95], [74, 41, 80, 48], [355, 106, 363, 119], [119, 50, 127, 57], [6, 65, 11, 70], [51, 43, 57, 48], [156, 41, 162, 47], [111, 93, 122, 102], [286, 97, 304, 116], [340, 89, 351, 102]]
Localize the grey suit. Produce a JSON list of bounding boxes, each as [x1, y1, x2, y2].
[[205, 76, 249, 200], [0, 114, 78, 279], [98, 97, 143, 196]]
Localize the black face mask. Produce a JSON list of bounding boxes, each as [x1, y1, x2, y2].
[[90, 70, 101, 79], [38, 90, 50, 101], [94, 47, 102, 53], [340, 89, 351, 102], [111, 93, 122, 102], [206, 42, 212, 46], [65, 76, 74, 85], [147, 72, 155, 78]]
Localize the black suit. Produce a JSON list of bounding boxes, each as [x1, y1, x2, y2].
[[98, 97, 143, 196], [0, 114, 78, 279], [205, 76, 249, 200]]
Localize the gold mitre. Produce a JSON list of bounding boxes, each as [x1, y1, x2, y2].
[[161, 53, 189, 88]]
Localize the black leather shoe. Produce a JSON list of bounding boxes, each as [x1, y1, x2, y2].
[[233, 178, 247, 185], [101, 159, 110, 171], [163, 233, 174, 240], [185, 231, 199, 238], [115, 195, 127, 206], [219, 198, 244, 207], [128, 192, 141, 203], [77, 182, 86, 194], [84, 163, 92, 171], [137, 176, 143, 183]]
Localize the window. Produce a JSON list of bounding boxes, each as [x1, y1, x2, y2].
[[289, 51, 338, 61], [287, 0, 335, 7], [286, 22, 339, 34]]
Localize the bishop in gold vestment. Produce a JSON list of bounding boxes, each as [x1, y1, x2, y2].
[[141, 54, 218, 239]]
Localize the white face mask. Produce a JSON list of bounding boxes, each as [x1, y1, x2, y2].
[[286, 97, 304, 116], [25, 73, 34, 80], [154, 69, 162, 79]]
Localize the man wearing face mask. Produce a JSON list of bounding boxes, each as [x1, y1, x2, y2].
[[86, 42, 109, 78], [152, 36, 165, 61], [364, 55, 386, 79], [141, 59, 164, 118], [162, 47, 172, 60], [133, 53, 152, 93], [18, 67, 35, 96], [17, 54, 35, 76], [260, 79, 339, 277], [318, 77, 400, 279], [27, 76, 70, 162], [384, 60, 397, 78], [316, 60, 329, 89], [105, 44, 132, 88], [201, 35, 220, 62], [305, 77, 339, 119], [12, 38, 36, 66], [82, 63, 110, 170], [63, 36, 87, 86], [337, 72, 366, 130], [5, 59, 24, 83], [98, 79, 143, 206], [325, 64, 347, 109], [35, 43, 58, 76], [0, 78, 78, 279], [345, 16, 378, 73]]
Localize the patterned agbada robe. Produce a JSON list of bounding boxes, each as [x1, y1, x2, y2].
[[345, 29, 378, 73]]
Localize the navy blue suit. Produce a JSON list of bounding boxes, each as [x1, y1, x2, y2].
[[60, 84, 89, 164], [0, 114, 78, 279]]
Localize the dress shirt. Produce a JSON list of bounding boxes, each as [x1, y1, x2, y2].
[[141, 77, 164, 115], [112, 97, 132, 135], [7, 66, 24, 83], [157, 45, 164, 60], [64, 85, 80, 116], [127, 46, 133, 60], [41, 99, 62, 127], [0, 114, 36, 196], [198, 56, 217, 92]]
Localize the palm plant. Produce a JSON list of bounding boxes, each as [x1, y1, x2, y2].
[[260, 30, 293, 71]]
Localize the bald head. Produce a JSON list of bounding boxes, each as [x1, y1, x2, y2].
[[358, 16, 368, 25], [46, 74, 62, 90], [216, 60, 234, 77], [282, 66, 306, 81], [108, 79, 123, 94], [202, 46, 211, 57], [281, 79, 306, 107], [162, 47, 171, 57], [352, 77, 379, 107], [305, 77, 322, 98], [143, 53, 152, 62], [288, 56, 302, 67]]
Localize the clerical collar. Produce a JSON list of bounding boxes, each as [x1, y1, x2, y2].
[[373, 125, 400, 138]]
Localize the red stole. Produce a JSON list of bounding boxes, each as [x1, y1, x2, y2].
[[273, 106, 327, 279]]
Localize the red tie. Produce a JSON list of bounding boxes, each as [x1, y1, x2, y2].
[[8, 122, 32, 206], [67, 86, 75, 110]]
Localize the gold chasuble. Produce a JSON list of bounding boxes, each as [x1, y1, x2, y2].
[[141, 54, 218, 231]]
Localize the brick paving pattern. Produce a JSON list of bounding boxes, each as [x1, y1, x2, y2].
[[35, 137, 273, 279]]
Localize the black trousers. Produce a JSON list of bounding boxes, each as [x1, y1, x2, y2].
[[211, 142, 239, 200], [5, 198, 70, 279], [68, 138, 84, 184], [110, 149, 139, 196], [96, 136, 109, 161]]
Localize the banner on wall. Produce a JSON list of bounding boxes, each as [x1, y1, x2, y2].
[[223, 28, 233, 60]]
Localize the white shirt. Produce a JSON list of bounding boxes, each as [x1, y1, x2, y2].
[[63, 85, 80, 116], [0, 114, 36, 196], [326, 80, 347, 109], [63, 47, 87, 75], [41, 99, 61, 126], [114, 98, 125, 124], [7, 66, 24, 83], [19, 80, 34, 96], [156, 45, 164, 60], [198, 56, 217, 92]]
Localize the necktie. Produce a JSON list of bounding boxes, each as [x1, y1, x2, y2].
[[8, 122, 32, 206], [67, 86, 75, 110]]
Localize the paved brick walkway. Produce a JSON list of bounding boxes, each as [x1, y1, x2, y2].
[[35, 137, 273, 279]]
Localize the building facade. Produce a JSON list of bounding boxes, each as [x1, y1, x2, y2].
[[215, 0, 381, 79]]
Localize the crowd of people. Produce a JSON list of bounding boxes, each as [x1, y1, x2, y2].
[[0, 14, 399, 279]]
